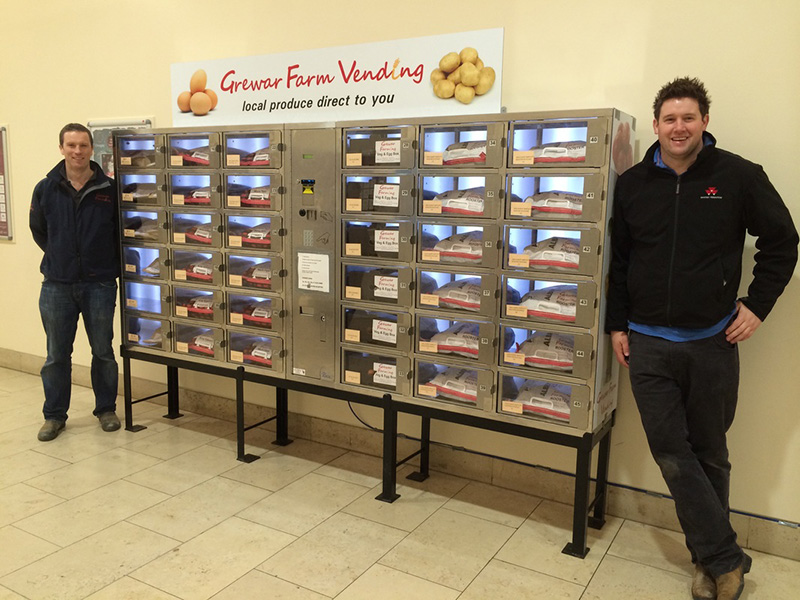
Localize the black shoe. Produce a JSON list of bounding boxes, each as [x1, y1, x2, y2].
[[98, 412, 121, 432], [38, 420, 65, 442]]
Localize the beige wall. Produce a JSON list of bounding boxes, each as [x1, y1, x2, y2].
[[1, 0, 798, 521]]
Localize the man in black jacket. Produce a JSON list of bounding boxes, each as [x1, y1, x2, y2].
[[30, 123, 121, 441], [606, 78, 797, 600]]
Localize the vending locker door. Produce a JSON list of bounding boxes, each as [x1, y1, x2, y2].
[[289, 127, 337, 382]]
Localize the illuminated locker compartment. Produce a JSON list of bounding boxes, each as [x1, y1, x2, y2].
[[505, 225, 600, 276], [119, 172, 165, 206], [223, 130, 282, 169], [123, 281, 169, 317], [228, 332, 284, 374], [503, 276, 597, 328], [122, 246, 167, 280], [170, 212, 222, 247], [124, 316, 170, 352], [420, 122, 504, 168], [174, 323, 225, 361], [342, 306, 413, 353], [415, 360, 495, 411], [343, 264, 423, 307], [416, 316, 501, 364], [168, 132, 220, 168], [122, 209, 167, 244], [419, 174, 503, 220], [225, 173, 283, 210], [417, 269, 501, 317], [506, 172, 605, 223], [499, 373, 590, 430], [508, 117, 608, 168], [173, 286, 224, 323], [228, 292, 284, 333], [116, 133, 164, 169], [168, 173, 220, 208], [226, 214, 282, 252], [342, 126, 416, 168], [342, 219, 414, 262], [418, 222, 500, 268], [343, 174, 415, 215], [342, 349, 411, 396], [170, 249, 223, 286], [501, 325, 594, 379], [227, 254, 284, 293]]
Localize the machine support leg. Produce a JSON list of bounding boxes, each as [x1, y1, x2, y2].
[[273, 386, 292, 446], [122, 354, 142, 432], [377, 398, 400, 503], [563, 434, 592, 558], [590, 428, 612, 529], [407, 416, 431, 482], [235, 367, 258, 463], [164, 365, 182, 420]]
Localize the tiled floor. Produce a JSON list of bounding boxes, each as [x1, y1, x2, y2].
[[0, 366, 797, 599]]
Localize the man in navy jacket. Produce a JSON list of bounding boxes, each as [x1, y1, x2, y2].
[[606, 78, 798, 600], [30, 123, 121, 441]]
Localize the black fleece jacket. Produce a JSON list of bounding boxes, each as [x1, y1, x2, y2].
[[606, 134, 798, 331], [30, 160, 119, 283]]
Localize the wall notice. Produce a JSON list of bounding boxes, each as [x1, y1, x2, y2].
[[297, 252, 330, 293]]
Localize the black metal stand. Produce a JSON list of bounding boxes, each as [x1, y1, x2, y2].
[[387, 400, 614, 559], [121, 347, 613, 558]]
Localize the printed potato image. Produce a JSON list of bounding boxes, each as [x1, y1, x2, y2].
[[177, 68, 218, 116], [434, 79, 456, 99], [459, 47, 478, 65], [439, 52, 461, 73], [455, 83, 475, 104], [460, 62, 480, 87], [475, 67, 496, 95], [432, 48, 495, 103], [430, 68, 446, 84]]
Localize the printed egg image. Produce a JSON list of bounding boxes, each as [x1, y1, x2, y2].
[[177, 91, 192, 113], [204, 88, 218, 110], [176, 68, 218, 116], [189, 91, 212, 116], [189, 69, 207, 94]]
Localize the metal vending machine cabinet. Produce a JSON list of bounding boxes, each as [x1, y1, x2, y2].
[[116, 109, 635, 557]]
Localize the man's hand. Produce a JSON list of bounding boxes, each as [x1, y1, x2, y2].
[[610, 330, 630, 367], [725, 301, 762, 343]]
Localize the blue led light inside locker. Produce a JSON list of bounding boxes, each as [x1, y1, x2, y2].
[[171, 175, 210, 188], [121, 174, 156, 185], [228, 215, 271, 228], [125, 282, 162, 314], [424, 127, 487, 153], [422, 176, 486, 195], [119, 137, 155, 151], [227, 175, 272, 187], [171, 136, 209, 151], [226, 136, 270, 153]]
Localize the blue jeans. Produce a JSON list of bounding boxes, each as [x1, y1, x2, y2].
[[39, 280, 119, 422], [628, 329, 745, 578]]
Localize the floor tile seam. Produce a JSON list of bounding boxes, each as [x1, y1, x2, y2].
[[577, 522, 634, 597], [366, 561, 465, 595], [490, 556, 590, 590], [251, 566, 337, 599], [0, 582, 36, 600], [0, 524, 63, 577], [603, 548, 692, 579], [216, 470, 283, 493], [14, 479, 73, 502], [437, 500, 537, 532], [302, 465, 378, 492], [125, 569, 188, 599], [229, 510, 303, 541]]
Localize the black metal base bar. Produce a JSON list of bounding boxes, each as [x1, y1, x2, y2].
[[406, 415, 431, 483], [376, 395, 399, 503]]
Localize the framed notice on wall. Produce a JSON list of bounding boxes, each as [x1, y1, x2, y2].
[[88, 118, 153, 179], [0, 126, 12, 241]]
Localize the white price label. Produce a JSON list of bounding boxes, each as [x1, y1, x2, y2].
[[373, 184, 400, 207], [375, 140, 401, 164]]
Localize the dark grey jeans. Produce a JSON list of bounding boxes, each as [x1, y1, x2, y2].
[[628, 329, 747, 578]]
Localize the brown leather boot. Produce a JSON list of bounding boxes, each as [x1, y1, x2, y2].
[[715, 563, 745, 600], [692, 564, 716, 600]]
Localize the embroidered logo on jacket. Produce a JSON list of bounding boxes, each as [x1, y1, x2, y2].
[[700, 186, 722, 200], [95, 194, 111, 203]]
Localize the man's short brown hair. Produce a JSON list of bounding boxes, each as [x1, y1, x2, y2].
[[59, 123, 93, 147], [653, 77, 711, 120]]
